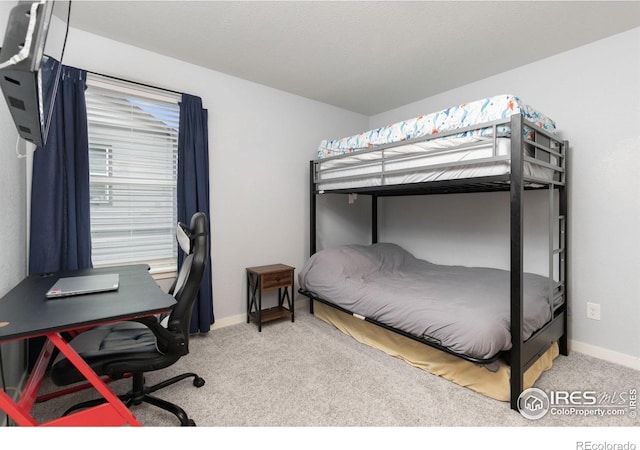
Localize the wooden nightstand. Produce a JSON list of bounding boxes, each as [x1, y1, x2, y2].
[[246, 264, 295, 332]]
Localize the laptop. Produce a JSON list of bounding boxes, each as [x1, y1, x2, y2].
[[45, 273, 120, 299]]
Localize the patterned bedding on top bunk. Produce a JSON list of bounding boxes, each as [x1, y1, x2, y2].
[[299, 243, 559, 363], [317, 94, 556, 159]]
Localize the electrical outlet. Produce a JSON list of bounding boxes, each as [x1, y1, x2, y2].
[[586, 302, 601, 320]]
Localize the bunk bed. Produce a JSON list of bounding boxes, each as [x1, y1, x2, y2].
[[298, 94, 569, 410]]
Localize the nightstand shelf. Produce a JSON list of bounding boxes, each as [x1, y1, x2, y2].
[[246, 264, 295, 332]]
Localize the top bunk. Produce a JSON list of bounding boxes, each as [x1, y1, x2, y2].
[[311, 94, 567, 196]]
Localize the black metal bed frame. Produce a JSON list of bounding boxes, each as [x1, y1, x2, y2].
[[302, 113, 569, 410]]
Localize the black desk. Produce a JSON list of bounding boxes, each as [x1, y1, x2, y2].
[[0, 264, 176, 426]]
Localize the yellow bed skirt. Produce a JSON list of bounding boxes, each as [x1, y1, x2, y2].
[[314, 301, 559, 402]]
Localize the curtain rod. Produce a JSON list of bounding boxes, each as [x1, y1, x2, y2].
[[85, 69, 182, 97]]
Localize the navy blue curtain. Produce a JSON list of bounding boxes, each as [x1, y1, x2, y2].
[[177, 93, 214, 333], [29, 65, 91, 275], [27, 66, 90, 369]]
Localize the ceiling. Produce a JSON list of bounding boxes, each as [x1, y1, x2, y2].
[[66, 1, 640, 116]]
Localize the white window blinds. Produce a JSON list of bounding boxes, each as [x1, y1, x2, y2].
[[85, 73, 181, 274]]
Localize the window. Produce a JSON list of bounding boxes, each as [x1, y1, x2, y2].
[[85, 74, 181, 275]]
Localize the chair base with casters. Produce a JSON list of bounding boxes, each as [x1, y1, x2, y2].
[[62, 371, 205, 426]]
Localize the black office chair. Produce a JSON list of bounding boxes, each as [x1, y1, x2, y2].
[[50, 212, 210, 426]]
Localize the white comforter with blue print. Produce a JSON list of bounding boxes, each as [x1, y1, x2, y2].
[[317, 94, 556, 159]]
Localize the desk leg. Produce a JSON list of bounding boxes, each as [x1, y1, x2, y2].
[[0, 339, 56, 426], [0, 334, 141, 427], [47, 333, 142, 426], [0, 389, 38, 426]]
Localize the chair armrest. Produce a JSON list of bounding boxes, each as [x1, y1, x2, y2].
[[132, 316, 187, 356]]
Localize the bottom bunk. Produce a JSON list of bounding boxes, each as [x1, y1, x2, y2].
[[312, 301, 559, 403], [298, 242, 566, 408]]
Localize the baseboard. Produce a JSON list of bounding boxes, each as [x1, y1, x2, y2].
[[210, 313, 246, 330], [569, 339, 640, 371], [211, 298, 312, 331]]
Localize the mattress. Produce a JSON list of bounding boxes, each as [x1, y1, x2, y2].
[[314, 95, 559, 191], [298, 243, 561, 362]]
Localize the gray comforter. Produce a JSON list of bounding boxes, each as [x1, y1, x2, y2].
[[298, 243, 555, 362]]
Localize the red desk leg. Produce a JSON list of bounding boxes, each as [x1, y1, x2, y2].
[[47, 333, 142, 426], [0, 389, 38, 426], [0, 339, 55, 426], [0, 333, 142, 426]]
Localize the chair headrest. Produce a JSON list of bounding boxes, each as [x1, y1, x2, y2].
[[177, 213, 208, 255], [176, 222, 192, 254]]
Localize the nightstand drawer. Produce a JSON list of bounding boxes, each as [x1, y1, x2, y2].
[[261, 270, 293, 290]]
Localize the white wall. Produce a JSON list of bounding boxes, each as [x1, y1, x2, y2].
[[369, 28, 640, 363], [61, 27, 368, 323], [0, 0, 28, 419]]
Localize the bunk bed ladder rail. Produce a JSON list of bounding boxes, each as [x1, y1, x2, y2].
[[548, 186, 566, 319], [510, 115, 569, 411], [510, 114, 525, 411], [541, 122, 567, 320]]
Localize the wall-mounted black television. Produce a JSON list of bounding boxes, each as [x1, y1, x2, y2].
[[0, 0, 71, 147]]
